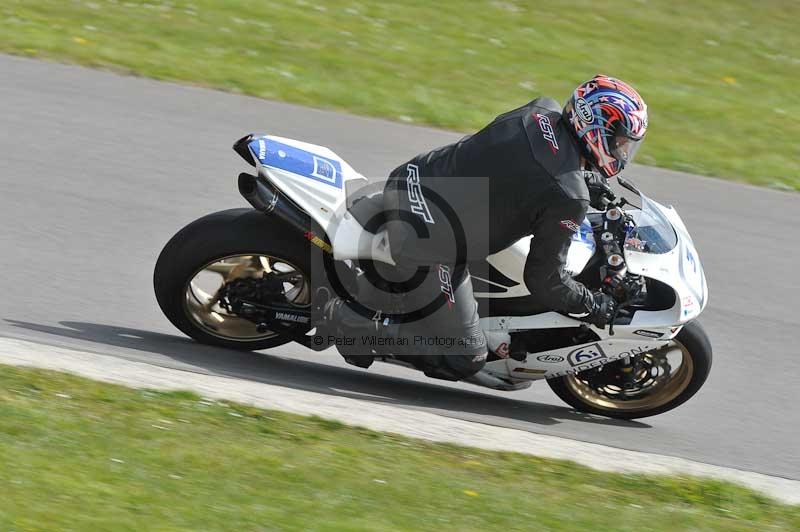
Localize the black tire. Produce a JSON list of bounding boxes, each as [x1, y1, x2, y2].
[[547, 321, 712, 420], [153, 208, 312, 351]]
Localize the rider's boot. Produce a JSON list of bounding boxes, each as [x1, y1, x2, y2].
[[320, 297, 386, 368]]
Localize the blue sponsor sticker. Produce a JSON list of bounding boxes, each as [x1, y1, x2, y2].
[[571, 218, 596, 251], [249, 137, 343, 189], [568, 343, 607, 367], [686, 249, 697, 273]]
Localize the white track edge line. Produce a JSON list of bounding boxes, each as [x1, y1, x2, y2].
[[0, 337, 797, 505]]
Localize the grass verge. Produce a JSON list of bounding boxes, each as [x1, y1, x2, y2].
[[1, 0, 798, 190], [0, 364, 798, 531]]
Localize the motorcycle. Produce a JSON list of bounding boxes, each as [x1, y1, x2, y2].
[[154, 134, 712, 420]]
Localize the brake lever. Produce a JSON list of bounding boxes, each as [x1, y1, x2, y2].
[[608, 300, 630, 337]]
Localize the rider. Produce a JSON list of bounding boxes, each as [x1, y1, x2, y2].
[[323, 75, 649, 381]]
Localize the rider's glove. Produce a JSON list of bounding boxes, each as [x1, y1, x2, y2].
[[584, 171, 616, 210], [587, 291, 617, 328]]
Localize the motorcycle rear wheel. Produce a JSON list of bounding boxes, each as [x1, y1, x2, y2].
[[153, 208, 312, 351], [547, 321, 712, 420]]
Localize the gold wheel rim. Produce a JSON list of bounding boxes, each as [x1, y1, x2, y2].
[[183, 254, 310, 342], [564, 341, 694, 413]]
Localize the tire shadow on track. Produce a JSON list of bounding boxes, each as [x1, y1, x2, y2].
[[3, 319, 651, 431]]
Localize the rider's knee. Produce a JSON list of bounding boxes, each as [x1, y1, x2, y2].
[[442, 349, 487, 379]]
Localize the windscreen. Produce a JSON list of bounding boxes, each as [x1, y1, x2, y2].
[[624, 194, 678, 255]]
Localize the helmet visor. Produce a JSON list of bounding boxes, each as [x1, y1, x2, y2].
[[611, 133, 643, 168]]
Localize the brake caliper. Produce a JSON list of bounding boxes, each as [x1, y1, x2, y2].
[[219, 273, 286, 315]]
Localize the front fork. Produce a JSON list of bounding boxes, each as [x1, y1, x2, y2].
[[619, 356, 638, 390]]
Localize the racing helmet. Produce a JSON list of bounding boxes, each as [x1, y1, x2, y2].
[[564, 75, 648, 178]]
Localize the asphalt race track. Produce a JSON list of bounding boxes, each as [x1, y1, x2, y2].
[[2, 54, 798, 480]]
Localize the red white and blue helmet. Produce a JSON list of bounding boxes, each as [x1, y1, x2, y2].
[[564, 75, 648, 178]]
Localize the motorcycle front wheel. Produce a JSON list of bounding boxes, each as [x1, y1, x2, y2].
[[153, 208, 313, 351], [547, 321, 712, 420]]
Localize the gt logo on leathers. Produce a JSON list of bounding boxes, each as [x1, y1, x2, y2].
[[438, 264, 455, 308], [406, 164, 434, 224], [535, 113, 559, 154], [560, 219, 580, 233]]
